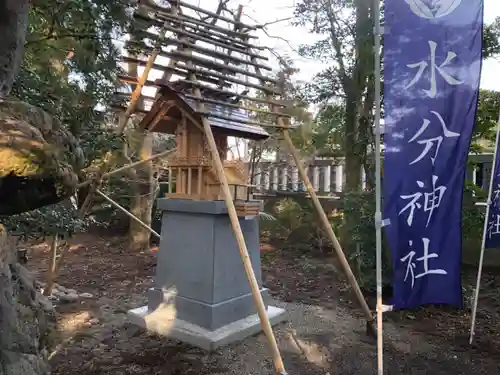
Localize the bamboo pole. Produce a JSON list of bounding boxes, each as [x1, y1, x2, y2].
[[178, 92, 290, 117], [167, 18, 258, 50], [121, 56, 279, 94], [43, 235, 58, 296], [168, 80, 285, 106], [180, 6, 286, 374], [164, 0, 257, 31], [133, 38, 271, 70], [248, 44, 376, 335], [164, 50, 277, 83], [139, 2, 257, 38], [469, 110, 500, 344], [118, 69, 224, 87], [200, 109, 286, 374], [76, 148, 176, 189], [133, 20, 266, 59], [96, 190, 161, 239], [78, 13, 175, 216], [373, 0, 384, 371], [156, 10, 257, 38], [282, 130, 375, 333]]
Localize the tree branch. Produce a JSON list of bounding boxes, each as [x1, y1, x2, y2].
[[322, 0, 348, 90]]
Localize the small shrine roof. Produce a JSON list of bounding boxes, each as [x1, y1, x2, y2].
[[139, 84, 270, 141]]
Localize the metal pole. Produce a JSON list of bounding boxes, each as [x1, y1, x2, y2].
[[373, 0, 384, 372], [469, 111, 500, 344], [95, 189, 161, 239]]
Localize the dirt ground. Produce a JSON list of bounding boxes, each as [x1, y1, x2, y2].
[[26, 234, 500, 375]]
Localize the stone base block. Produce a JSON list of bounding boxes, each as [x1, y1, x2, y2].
[[127, 304, 287, 351], [147, 287, 271, 331]]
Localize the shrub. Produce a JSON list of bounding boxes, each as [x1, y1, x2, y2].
[[1, 199, 88, 241], [262, 183, 486, 292]]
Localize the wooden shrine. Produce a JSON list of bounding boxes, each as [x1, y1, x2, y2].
[[139, 83, 269, 216], [121, 0, 292, 368]]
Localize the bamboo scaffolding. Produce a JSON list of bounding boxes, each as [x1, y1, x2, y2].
[[248, 39, 377, 336], [159, 15, 260, 50], [164, 0, 257, 30], [118, 60, 230, 87], [48, 4, 296, 372], [78, 13, 176, 216], [180, 92, 290, 117], [77, 148, 176, 189], [132, 38, 272, 70], [155, 11, 257, 38], [159, 50, 277, 83], [134, 19, 267, 60], [169, 80, 286, 107], [183, 40, 288, 375]]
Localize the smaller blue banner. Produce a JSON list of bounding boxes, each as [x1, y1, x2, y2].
[[485, 129, 500, 249]]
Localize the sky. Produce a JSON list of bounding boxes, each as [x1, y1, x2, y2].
[[134, 0, 500, 98], [131, 0, 500, 159], [198, 0, 500, 91]]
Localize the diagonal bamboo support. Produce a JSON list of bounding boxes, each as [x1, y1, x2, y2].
[[96, 189, 161, 239], [200, 113, 286, 375], [52, 5, 183, 288], [77, 148, 176, 189], [247, 49, 376, 335], [43, 235, 58, 296], [78, 8, 180, 218], [178, 5, 286, 374], [282, 130, 376, 335]]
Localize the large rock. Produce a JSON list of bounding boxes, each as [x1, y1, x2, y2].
[[0, 224, 57, 375], [0, 99, 84, 215]]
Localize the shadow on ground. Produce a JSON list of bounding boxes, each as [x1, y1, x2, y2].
[[25, 234, 500, 375]]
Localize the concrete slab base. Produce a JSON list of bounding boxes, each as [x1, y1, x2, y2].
[[127, 304, 287, 351]]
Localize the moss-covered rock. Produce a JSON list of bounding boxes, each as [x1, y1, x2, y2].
[[0, 224, 58, 375], [0, 99, 84, 215]]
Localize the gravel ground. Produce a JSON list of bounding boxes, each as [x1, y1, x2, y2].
[[47, 297, 499, 375], [26, 234, 500, 374]]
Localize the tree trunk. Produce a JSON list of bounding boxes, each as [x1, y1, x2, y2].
[[344, 96, 363, 191], [0, 0, 30, 98], [43, 235, 58, 296], [128, 133, 157, 251], [341, 0, 374, 251]]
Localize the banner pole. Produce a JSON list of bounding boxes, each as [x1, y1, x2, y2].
[[469, 111, 500, 344], [373, 0, 384, 373]]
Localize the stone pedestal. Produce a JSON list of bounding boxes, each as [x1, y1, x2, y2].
[[128, 199, 286, 350]]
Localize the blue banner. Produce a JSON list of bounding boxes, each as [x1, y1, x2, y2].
[[384, 0, 484, 309], [485, 129, 500, 248]]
